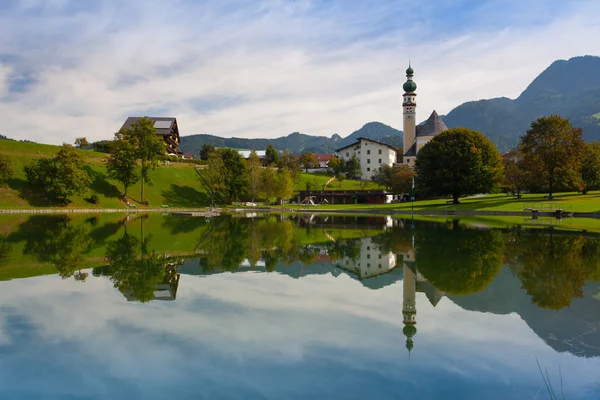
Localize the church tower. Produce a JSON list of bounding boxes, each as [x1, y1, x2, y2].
[[402, 64, 417, 164]]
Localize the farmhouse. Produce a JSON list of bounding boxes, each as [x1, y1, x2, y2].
[[120, 117, 184, 158], [334, 138, 398, 180]]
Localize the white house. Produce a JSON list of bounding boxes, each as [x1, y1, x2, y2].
[[334, 137, 398, 180]]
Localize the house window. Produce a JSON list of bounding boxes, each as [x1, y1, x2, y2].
[[367, 254, 370, 259], [367, 263, 371, 268], [367, 246, 370, 250], [346, 152, 349, 157], [378, 158, 382, 163], [367, 167, 370, 171], [367, 159, 370, 164], [379, 149, 382, 154], [367, 150, 370, 155]]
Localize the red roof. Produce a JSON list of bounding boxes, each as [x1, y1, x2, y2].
[[315, 154, 334, 162]]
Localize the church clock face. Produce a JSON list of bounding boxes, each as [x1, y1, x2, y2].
[[407, 115, 413, 120]]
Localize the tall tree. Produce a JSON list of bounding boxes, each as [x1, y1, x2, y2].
[[221, 148, 248, 201], [124, 118, 165, 204], [299, 152, 319, 172], [259, 167, 277, 203], [519, 115, 584, 199], [416, 128, 504, 204], [275, 168, 294, 206], [581, 141, 600, 194], [24, 144, 92, 204], [198, 144, 216, 160], [0, 154, 13, 187], [345, 155, 360, 179], [74, 137, 89, 149], [106, 132, 140, 197], [265, 144, 279, 166], [502, 150, 529, 197], [247, 149, 262, 203], [279, 151, 301, 182], [196, 152, 226, 206]]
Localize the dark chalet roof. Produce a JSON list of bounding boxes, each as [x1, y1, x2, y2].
[[416, 110, 448, 138], [335, 137, 399, 153], [120, 117, 180, 137]]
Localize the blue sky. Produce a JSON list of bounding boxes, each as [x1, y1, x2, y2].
[[0, 0, 599, 144]]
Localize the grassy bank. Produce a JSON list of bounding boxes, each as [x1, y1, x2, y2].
[[284, 191, 600, 214], [0, 141, 380, 209]]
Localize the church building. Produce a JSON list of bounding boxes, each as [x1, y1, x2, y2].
[[402, 65, 449, 166]]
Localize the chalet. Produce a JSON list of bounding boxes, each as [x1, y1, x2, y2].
[[335, 137, 399, 180], [120, 117, 184, 158]]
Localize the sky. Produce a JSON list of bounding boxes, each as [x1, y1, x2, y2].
[[0, 0, 599, 144]]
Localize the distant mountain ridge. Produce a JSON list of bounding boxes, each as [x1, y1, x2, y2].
[[180, 122, 403, 155], [443, 55, 600, 151], [181, 55, 600, 155]]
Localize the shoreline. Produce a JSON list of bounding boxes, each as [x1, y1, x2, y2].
[[2, 206, 600, 219]]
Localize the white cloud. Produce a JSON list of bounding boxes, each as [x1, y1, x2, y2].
[[0, 0, 599, 144]]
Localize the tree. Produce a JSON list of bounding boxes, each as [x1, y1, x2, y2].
[[259, 167, 277, 202], [74, 137, 89, 149], [581, 141, 600, 194], [24, 144, 92, 204], [265, 144, 279, 166], [345, 155, 360, 179], [327, 157, 344, 177], [416, 128, 504, 204], [299, 152, 319, 172], [198, 144, 216, 160], [279, 151, 301, 182], [391, 165, 416, 193], [220, 148, 248, 201], [123, 118, 165, 204], [275, 168, 294, 206], [519, 115, 585, 199], [0, 154, 13, 187], [197, 152, 226, 206], [106, 132, 140, 197], [372, 164, 393, 190], [502, 150, 529, 197], [247, 150, 262, 203]]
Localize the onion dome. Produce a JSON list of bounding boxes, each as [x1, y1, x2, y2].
[[403, 325, 417, 338], [406, 65, 414, 75], [403, 80, 417, 93]]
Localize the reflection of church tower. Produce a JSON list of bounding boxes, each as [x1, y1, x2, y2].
[[402, 261, 417, 356]]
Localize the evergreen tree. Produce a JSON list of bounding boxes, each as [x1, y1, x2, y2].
[[0, 154, 13, 187], [265, 144, 279, 166], [581, 141, 600, 194]]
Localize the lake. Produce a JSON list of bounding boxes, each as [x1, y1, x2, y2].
[[0, 213, 599, 399]]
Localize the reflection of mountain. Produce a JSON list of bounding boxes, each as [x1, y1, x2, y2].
[[451, 267, 600, 358]]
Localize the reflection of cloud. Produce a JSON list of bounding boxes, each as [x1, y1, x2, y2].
[[0, 271, 599, 398], [0, 1, 599, 143]]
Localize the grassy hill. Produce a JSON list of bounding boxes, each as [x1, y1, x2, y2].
[[0, 141, 378, 209], [0, 140, 210, 209]]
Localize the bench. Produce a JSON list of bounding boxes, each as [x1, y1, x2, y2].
[[161, 205, 170, 209]]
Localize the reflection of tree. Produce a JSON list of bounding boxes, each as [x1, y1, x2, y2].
[[22, 216, 92, 280], [197, 215, 300, 273], [416, 227, 504, 295], [104, 224, 166, 303], [507, 232, 592, 310], [327, 238, 361, 262], [0, 234, 12, 268]]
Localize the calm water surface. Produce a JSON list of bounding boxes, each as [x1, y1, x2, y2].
[[0, 213, 599, 399]]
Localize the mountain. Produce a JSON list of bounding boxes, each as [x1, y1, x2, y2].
[[180, 122, 403, 155], [443, 55, 600, 152]]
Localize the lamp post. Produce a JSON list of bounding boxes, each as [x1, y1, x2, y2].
[[411, 177, 415, 213]]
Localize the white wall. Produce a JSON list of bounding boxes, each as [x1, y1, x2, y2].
[[338, 139, 397, 180]]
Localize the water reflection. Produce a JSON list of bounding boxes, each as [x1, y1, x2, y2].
[[1, 213, 600, 398]]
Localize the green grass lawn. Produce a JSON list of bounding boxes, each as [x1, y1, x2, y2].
[[286, 191, 600, 214], [294, 172, 383, 191]]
